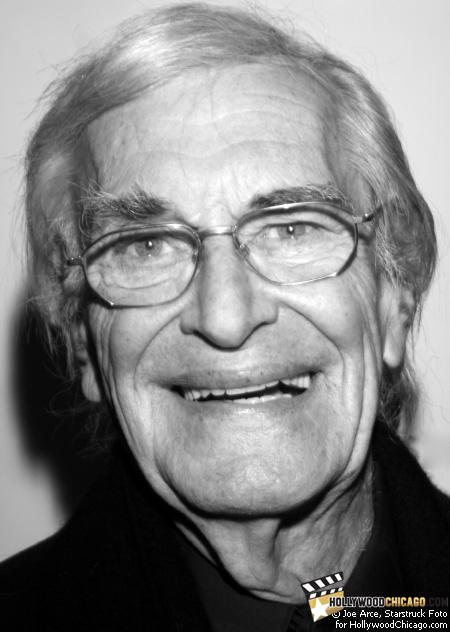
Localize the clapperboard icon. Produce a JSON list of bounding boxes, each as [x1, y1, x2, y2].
[[301, 572, 344, 622]]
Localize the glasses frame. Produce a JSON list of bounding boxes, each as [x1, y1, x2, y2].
[[66, 201, 378, 308]]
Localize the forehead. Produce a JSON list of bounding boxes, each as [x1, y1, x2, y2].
[[86, 64, 339, 219]]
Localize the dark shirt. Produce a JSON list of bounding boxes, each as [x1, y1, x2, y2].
[[177, 465, 406, 632]]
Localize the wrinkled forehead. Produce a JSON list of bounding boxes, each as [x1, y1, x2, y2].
[[85, 64, 341, 214]]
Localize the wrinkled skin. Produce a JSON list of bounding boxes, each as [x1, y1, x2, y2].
[[80, 65, 408, 601]]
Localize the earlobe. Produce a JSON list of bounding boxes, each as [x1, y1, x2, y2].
[[380, 282, 415, 370], [80, 361, 103, 403], [74, 321, 103, 403], [383, 319, 407, 370]]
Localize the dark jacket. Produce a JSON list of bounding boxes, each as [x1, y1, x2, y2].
[[1, 423, 449, 631]]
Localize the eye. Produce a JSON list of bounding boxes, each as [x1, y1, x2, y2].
[[132, 237, 164, 257], [257, 221, 311, 242], [276, 223, 307, 239]]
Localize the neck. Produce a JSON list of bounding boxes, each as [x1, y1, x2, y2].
[[176, 461, 374, 603]]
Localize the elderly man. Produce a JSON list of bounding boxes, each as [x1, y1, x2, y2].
[[1, 3, 449, 630]]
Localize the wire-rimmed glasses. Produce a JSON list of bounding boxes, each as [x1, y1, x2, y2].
[[67, 201, 377, 307]]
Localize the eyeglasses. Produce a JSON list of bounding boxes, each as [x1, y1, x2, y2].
[[67, 201, 377, 308]]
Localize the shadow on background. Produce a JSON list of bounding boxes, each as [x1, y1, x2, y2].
[[13, 302, 108, 520]]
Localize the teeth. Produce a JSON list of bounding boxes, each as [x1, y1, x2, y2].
[[225, 382, 267, 396], [260, 394, 278, 402], [226, 386, 248, 396], [180, 372, 312, 403], [233, 395, 278, 404], [298, 374, 311, 389], [280, 375, 311, 389]]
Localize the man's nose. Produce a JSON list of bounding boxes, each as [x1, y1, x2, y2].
[[179, 237, 278, 348]]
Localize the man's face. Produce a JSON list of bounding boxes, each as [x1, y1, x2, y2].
[[82, 65, 396, 518]]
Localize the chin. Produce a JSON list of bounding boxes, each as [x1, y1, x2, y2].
[[152, 452, 342, 519]]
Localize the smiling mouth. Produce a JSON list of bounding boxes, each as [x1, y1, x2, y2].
[[176, 373, 313, 403]]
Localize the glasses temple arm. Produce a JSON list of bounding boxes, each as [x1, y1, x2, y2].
[[353, 205, 382, 224]]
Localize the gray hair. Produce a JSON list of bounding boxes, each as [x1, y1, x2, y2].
[[25, 2, 437, 434]]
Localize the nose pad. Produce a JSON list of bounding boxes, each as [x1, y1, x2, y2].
[[180, 238, 278, 348], [238, 242, 250, 257]]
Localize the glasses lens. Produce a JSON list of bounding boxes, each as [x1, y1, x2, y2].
[[84, 225, 198, 306], [236, 205, 356, 283]]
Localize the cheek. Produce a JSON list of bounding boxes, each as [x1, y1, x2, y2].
[[280, 272, 382, 361], [275, 271, 384, 447], [89, 301, 182, 382]]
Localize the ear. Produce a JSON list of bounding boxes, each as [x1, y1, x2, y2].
[[73, 320, 103, 403], [379, 280, 415, 370]]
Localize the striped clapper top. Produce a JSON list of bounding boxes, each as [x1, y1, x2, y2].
[[300, 572, 344, 622]]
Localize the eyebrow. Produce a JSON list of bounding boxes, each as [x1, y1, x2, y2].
[[249, 184, 349, 210], [81, 182, 349, 233], [81, 186, 172, 232]]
